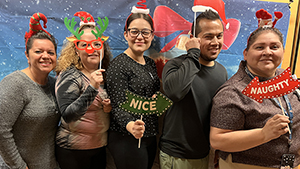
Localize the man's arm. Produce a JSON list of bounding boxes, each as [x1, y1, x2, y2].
[[162, 49, 201, 102]]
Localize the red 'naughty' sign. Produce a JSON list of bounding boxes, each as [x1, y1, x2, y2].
[[242, 67, 300, 103]]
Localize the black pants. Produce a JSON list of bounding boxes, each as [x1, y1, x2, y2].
[[107, 131, 157, 169], [55, 144, 106, 169]]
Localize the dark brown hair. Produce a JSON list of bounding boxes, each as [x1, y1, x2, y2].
[[25, 31, 58, 54], [245, 26, 284, 51], [124, 13, 154, 31], [191, 9, 221, 37]]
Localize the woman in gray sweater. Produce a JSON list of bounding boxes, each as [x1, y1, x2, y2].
[[0, 13, 60, 169]]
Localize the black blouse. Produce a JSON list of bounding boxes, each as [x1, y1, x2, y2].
[[106, 53, 160, 137]]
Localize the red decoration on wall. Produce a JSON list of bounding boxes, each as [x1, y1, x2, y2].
[[153, 6, 240, 52], [192, 0, 228, 28]]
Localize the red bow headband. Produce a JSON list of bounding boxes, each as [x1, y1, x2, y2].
[[256, 9, 283, 28]]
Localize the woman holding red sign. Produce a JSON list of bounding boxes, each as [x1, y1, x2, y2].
[[210, 25, 300, 168]]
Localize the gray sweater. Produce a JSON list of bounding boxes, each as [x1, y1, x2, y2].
[[0, 71, 60, 169]]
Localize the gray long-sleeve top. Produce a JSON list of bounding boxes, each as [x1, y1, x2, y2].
[[0, 71, 60, 169]]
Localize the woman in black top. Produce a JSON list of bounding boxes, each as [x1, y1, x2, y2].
[[106, 7, 160, 169]]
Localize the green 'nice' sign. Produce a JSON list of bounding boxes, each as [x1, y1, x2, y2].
[[119, 90, 173, 116]]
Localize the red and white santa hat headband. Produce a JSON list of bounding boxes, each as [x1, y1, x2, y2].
[[125, 0, 154, 31], [255, 9, 283, 28], [64, 11, 109, 42], [74, 11, 96, 26]]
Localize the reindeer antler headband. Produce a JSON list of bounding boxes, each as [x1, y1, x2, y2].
[[24, 12, 51, 49], [125, 0, 154, 31], [64, 11, 109, 42]]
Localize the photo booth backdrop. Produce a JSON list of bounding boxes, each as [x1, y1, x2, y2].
[[0, 0, 291, 80]]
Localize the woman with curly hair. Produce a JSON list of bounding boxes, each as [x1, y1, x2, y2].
[[54, 12, 112, 169]]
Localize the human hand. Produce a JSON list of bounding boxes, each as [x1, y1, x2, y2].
[[185, 37, 201, 51], [90, 69, 105, 89], [152, 94, 157, 98], [126, 120, 145, 139], [102, 98, 111, 113], [261, 114, 290, 142], [99, 89, 109, 100]]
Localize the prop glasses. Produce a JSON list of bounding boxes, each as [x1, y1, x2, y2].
[[127, 28, 153, 38], [74, 38, 104, 54]]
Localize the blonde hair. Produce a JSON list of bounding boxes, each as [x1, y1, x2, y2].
[[55, 25, 112, 75], [55, 38, 83, 74]]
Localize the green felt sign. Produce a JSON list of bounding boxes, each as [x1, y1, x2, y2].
[[119, 90, 173, 116]]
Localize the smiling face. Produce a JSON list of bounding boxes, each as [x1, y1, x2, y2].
[[244, 31, 284, 78], [197, 19, 224, 66], [124, 18, 154, 55], [76, 28, 104, 71], [25, 39, 56, 75]]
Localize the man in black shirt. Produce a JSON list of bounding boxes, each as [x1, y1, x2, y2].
[[160, 9, 228, 169]]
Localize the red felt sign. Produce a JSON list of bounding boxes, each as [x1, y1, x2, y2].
[[242, 68, 300, 103]]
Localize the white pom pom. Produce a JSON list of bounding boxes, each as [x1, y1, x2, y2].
[[131, 6, 150, 14], [79, 21, 96, 26]]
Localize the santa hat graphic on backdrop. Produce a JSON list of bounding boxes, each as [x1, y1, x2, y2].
[[192, 0, 229, 29]]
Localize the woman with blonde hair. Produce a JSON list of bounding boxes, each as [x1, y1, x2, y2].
[[55, 11, 112, 169]]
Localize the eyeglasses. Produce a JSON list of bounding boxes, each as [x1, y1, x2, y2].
[[127, 28, 153, 38], [74, 38, 104, 51]]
